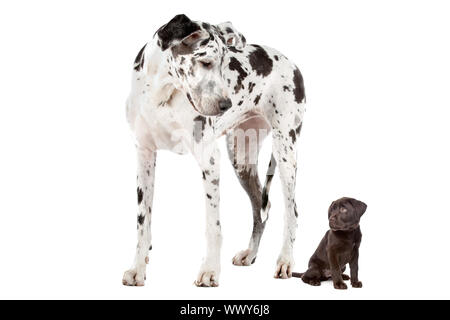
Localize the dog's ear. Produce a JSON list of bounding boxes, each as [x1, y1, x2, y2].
[[351, 199, 367, 217], [217, 22, 247, 49], [328, 200, 337, 219], [157, 14, 202, 50], [181, 30, 209, 46]]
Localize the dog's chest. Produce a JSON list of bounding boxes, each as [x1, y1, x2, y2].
[[132, 102, 194, 154]]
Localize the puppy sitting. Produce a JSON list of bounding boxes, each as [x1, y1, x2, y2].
[[293, 197, 367, 289]]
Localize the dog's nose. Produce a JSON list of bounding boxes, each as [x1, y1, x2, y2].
[[219, 98, 232, 111]]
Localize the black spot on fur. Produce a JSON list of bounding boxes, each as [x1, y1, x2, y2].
[[274, 55, 279, 61], [202, 171, 206, 180], [137, 214, 145, 225], [134, 44, 147, 71], [229, 57, 248, 93], [293, 67, 306, 103], [248, 82, 255, 94], [262, 188, 269, 211], [289, 129, 296, 144], [254, 94, 262, 105], [228, 46, 242, 53], [200, 38, 209, 46], [248, 45, 273, 77], [251, 257, 256, 264], [296, 123, 303, 135], [149, 245, 153, 251], [283, 85, 290, 92], [157, 14, 200, 51], [294, 204, 298, 218], [216, 220, 220, 226], [193, 115, 206, 143], [137, 187, 144, 205], [206, 194, 212, 200]]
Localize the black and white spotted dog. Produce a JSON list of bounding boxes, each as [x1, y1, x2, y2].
[[123, 14, 305, 287]]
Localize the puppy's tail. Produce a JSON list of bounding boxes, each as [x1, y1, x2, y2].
[[261, 154, 277, 223], [292, 272, 304, 278]]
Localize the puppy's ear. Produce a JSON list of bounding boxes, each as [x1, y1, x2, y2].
[[157, 14, 202, 50], [351, 199, 367, 217], [328, 200, 337, 219]]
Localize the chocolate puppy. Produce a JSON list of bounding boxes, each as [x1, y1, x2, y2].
[[293, 197, 367, 289]]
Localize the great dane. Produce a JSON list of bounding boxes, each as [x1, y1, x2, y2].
[[122, 14, 306, 287]]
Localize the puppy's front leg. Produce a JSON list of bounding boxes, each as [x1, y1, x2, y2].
[[327, 249, 347, 290], [350, 244, 362, 288], [194, 147, 222, 287], [123, 148, 156, 286]]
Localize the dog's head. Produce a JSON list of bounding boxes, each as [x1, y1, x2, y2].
[[328, 197, 367, 231], [157, 15, 244, 116]]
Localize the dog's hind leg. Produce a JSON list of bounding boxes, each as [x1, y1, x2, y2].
[[226, 115, 270, 266], [301, 267, 322, 286], [122, 148, 156, 286]]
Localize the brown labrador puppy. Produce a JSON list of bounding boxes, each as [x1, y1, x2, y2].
[[293, 197, 367, 289]]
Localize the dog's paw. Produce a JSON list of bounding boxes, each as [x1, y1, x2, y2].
[[333, 281, 348, 290], [232, 249, 257, 266], [351, 281, 363, 288], [274, 256, 294, 279], [122, 267, 146, 287], [303, 278, 321, 286], [195, 271, 219, 288], [342, 274, 350, 281]]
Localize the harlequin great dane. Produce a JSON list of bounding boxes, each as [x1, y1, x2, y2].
[[122, 14, 306, 287]]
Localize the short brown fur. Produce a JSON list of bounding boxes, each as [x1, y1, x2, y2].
[[293, 197, 367, 289]]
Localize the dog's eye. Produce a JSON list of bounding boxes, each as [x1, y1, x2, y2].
[[200, 61, 213, 69]]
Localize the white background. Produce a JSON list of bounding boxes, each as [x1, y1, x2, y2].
[[0, 0, 449, 300]]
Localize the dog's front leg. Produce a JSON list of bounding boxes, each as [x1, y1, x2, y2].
[[194, 146, 222, 287], [350, 244, 362, 288], [123, 148, 156, 286], [327, 249, 347, 290]]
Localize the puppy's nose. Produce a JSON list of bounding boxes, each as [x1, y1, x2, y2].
[[219, 98, 232, 111]]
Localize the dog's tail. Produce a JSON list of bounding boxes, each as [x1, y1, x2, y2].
[[292, 272, 304, 278], [261, 154, 277, 223]]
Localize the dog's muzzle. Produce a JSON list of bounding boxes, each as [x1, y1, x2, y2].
[[219, 98, 232, 112]]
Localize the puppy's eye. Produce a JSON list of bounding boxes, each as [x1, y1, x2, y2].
[[200, 61, 213, 69]]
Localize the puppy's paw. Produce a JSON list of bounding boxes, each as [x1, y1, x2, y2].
[[274, 256, 294, 279], [122, 266, 146, 287], [195, 271, 219, 288], [333, 281, 348, 290], [232, 249, 257, 266], [302, 278, 321, 286], [351, 281, 363, 288], [342, 274, 350, 281]]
